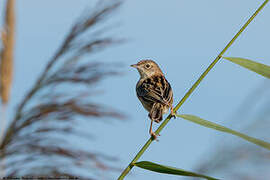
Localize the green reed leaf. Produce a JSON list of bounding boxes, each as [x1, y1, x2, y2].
[[223, 57, 270, 78], [177, 114, 270, 150], [134, 161, 219, 180]]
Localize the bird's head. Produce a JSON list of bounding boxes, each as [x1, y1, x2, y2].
[[131, 59, 163, 78]]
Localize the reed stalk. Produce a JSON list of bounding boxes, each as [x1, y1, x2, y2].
[[0, 0, 15, 177], [0, 0, 15, 104]]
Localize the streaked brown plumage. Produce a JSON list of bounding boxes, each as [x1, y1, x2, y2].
[[131, 60, 174, 140]]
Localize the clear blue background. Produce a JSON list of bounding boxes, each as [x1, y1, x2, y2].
[[1, 0, 270, 179]]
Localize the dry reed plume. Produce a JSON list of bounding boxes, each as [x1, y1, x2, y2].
[[0, 1, 124, 179]]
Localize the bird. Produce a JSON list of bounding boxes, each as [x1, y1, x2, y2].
[[131, 59, 174, 140]]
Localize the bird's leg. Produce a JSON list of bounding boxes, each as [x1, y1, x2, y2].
[[148, 113, 160, 141], [149, 118, 159, 140], [170, 105, 176, 119]]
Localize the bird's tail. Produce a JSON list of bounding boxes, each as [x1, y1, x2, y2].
[[149, 103, 163, 123]]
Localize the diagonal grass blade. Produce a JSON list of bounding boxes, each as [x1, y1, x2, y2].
[[134, 161, 219, 180], [177, 114, 270, 150], [223, 57, 270, 78]]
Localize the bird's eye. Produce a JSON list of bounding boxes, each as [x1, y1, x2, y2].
[[145, 64, 151, 69]]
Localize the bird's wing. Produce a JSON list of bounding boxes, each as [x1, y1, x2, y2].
[[137, 75, 173, 106]]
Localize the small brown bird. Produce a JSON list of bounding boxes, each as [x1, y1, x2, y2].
[[131, 60, 174, 140]]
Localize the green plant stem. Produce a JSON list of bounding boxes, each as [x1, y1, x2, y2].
[[118, 1, 269, 179]]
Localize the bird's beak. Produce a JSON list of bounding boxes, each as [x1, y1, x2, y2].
[[130, 64, 137, 68]]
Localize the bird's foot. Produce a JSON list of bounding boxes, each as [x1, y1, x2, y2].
[[170, 108, 176, 119], [150, 131, 160, 141], [171, 113, 176, 119]]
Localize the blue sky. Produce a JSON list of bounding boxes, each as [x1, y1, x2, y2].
[[1, 0, 270, 179]]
